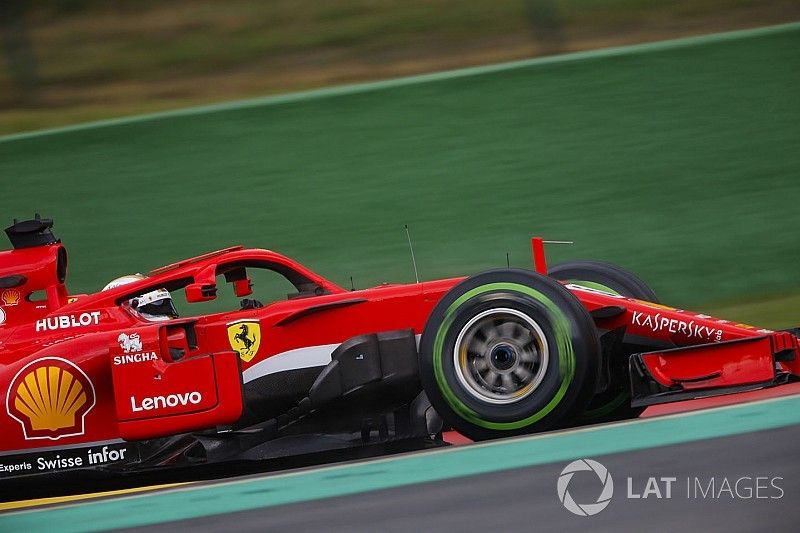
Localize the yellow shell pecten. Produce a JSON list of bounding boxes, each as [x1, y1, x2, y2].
[[13, 365, 88, 432]]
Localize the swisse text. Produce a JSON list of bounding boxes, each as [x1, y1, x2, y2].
[[36, 312, 101, 332], [130, 392, 202, 412], [0, 445, 130, 478], [113, 352, 159, 365]]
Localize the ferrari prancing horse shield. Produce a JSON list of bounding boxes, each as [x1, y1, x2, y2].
[[227, 321, 261, 362]]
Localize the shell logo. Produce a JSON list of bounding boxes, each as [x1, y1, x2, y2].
[[2, 289, 20, 306], [6, 357, 96, 440]]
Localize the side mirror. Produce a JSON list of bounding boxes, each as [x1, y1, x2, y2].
[[185, 283, 217, 303], [233, 278, 253, 297]]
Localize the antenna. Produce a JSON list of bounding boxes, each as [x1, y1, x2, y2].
[[531, 237, 574, 274], [506, 252, 510, 268], [404, 224, 419, 283], [350, 276, 355, 291]]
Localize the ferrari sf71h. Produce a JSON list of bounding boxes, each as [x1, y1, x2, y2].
[[0, 216, 798, 480]]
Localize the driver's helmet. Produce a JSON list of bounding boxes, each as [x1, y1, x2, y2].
[[102, 274, 179, 322]]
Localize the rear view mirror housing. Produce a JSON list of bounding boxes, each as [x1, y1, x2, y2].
[[224, 267, 252, 297], [185, 283, 217, 303], [233, 278, 253, 297]]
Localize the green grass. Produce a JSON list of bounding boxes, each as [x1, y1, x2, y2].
[[1, 25, 799, 328], [705, 293, 800, 330], [3, 0, 797, 135]]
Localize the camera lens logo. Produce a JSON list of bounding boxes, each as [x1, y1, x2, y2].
[[557, 459, 614, 516]]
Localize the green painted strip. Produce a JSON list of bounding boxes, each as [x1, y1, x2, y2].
[[3, 395, 799, 531], [1, 21, 798, 145]]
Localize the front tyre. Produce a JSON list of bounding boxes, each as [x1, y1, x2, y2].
[[548, 260, 658, 303], [419, 269, 599, 441]]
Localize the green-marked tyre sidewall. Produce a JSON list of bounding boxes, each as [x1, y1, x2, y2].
[[419, 269, 599, 440], [567, 281, 621, 296], [563, 280, 629, 422], [578, 389, 629, 421], [548, 260, 658, 303], [431, 284, 572, 430], [549, 260, 659, 423]]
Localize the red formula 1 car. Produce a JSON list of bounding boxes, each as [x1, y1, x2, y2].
[[0, 217, 798, 482]]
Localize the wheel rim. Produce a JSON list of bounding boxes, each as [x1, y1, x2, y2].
[[453, 307, 549, 404]]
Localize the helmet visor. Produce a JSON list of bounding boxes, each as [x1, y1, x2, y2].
[[138, 298, 179, 320]]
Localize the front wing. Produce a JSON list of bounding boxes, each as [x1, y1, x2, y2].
[[630, 331, 799, 406]]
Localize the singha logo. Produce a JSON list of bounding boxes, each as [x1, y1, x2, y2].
[[118, 332, 143, 354]]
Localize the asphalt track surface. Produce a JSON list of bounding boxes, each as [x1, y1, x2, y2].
[[3, 391, 800, 532], [126, 425, 800, 533]]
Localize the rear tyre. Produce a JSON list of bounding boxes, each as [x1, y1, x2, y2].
[[418, 269, 599, 441], [549, 260, 659, 422]]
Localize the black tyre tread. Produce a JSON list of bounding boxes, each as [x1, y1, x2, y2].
[[549, 259, 659, 423], [548, 260, 658, 303]]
